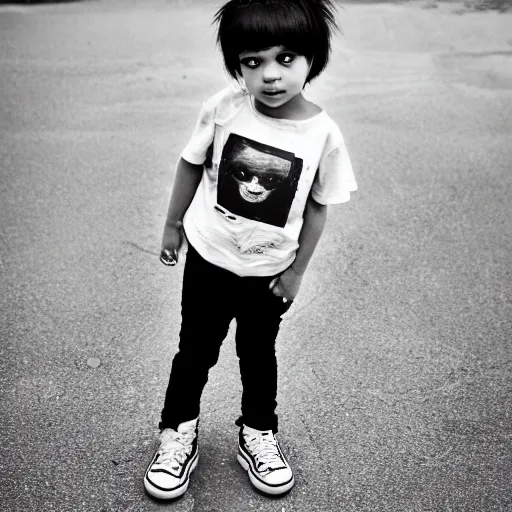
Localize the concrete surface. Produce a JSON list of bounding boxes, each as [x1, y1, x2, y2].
[[0, 1, 511, 510]]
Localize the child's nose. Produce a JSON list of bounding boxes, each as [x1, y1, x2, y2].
[[262, 62, 281, 82]]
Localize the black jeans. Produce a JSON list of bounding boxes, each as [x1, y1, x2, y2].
[[159, 244, 291, 433]]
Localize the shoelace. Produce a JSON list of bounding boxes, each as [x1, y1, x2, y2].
[[156, 428, 195, 472], [244, 431, 285, 473]]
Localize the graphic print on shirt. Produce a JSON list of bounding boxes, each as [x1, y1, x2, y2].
[[217, 133, 303, 228]]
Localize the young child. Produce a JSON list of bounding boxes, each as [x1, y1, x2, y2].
[[144, 0, 357, 500]]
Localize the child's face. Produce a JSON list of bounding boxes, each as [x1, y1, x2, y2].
[[239, 46, 311, 119]]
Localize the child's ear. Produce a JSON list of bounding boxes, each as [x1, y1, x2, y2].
[[304, 57, 315, 87], [236, 74, 248, 93]]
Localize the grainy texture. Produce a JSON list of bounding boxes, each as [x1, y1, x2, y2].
[[0, 1, 511, 511]]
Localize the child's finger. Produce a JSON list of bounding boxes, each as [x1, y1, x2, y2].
[[270, 279, 281, 296], [160, 248, 178, 266], [269, 280, 289, 303]]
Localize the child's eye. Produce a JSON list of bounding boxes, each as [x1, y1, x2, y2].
[[278, 53, 295, 65], [240, 57, 259, 69]]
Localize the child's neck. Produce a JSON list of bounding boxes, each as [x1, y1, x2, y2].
[[253, 92, 322, 121]]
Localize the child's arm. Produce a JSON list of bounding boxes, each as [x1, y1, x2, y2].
[[271, 195, 328, 301], [161, 158, 203, 264]]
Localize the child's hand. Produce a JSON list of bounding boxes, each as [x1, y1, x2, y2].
[[160, 223, 183, 266], [270, 267, 303, 302]]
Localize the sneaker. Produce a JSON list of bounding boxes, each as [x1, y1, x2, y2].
[[144, 418, 199, 500], [237, 424, 294, 495]]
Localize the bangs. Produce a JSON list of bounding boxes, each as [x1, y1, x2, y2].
[[226, 3, 313, 56]]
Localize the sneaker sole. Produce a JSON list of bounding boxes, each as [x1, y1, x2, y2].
[[144, 452, 198, 500], [237, 450, 294, 496]]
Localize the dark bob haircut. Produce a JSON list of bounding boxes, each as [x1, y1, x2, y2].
[[213, 0, 339, 84]]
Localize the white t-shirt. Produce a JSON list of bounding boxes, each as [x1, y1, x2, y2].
[[181, 85, 357, 277]]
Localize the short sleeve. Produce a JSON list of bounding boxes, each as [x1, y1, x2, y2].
[[311, 124, 357, 205], [180, 100, 217, 166], [181, 86, 246, 165]]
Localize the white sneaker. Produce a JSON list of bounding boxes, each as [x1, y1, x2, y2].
[[144, 418, 199, 500], [237, 424, 295, 495]]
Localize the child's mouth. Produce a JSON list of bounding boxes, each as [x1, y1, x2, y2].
[[263, 90, 285, 98]]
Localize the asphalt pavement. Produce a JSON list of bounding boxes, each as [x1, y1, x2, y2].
[[0, 1, 511, 511]]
